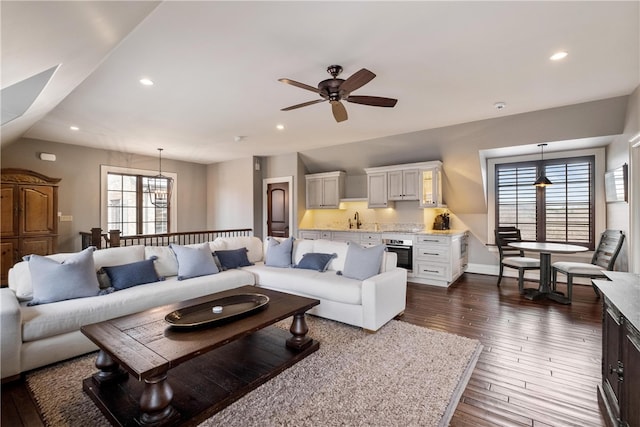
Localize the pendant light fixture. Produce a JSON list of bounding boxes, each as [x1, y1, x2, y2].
[[146, 148, 173, 207], [533, 143, 552, 187]]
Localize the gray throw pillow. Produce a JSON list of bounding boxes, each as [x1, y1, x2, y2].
[[340, 243, 386, 280], [265, 237, 294, 268], [170, 243, 219, 280], [27, 246, 100, 305]]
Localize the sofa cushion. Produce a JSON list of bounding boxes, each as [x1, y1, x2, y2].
[[170, 243, 219, 280], [265, 237, 294, 268], [27, 247, 101, 306], [103, 257, 162, 290], [93, 245, 145, 270], [20, 269, 255, 342], [145, 246, 179, 277], [295, 253, 336, 272], [243, 265, 362, 305], [215, 248, 253, 270], [216, 236, 263, 263], [341, 243, 386, 280], [307, 240, 348, 272]]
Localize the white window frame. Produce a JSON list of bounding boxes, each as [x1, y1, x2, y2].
[[100, 165, 178, 234], [486, 147, 606, 245]]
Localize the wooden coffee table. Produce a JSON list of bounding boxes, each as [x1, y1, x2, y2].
[[81, 285, 320, 426]]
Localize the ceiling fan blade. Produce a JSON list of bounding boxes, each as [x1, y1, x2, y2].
[[278, 78, 320, 94], [346, 95, 398, 108], [339, 68, 376, 94], [281, 99, 326, 111], [331, 101, 348, 123]]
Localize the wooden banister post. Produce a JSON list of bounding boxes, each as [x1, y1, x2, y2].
[[109, 230, 121, 247], [91, 228, 103, 249]]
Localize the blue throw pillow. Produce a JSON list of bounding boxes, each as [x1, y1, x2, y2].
[[103, 257, 162, 290], [340, 243, 386, 280], [295, 253, 336, 272], [265, 237, 294, 268], [215, 248, 253, 270], [170, 243, 219, 280], [27, 247, 100, 305]]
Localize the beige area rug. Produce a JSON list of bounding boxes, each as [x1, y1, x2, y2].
[[26, 317, 482, 427]]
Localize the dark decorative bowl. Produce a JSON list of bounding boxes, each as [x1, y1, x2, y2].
[[165, 293, 269, 329]]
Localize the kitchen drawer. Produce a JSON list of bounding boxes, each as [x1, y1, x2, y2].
[[415, 261, 449, 280], [331, 232, 359, 243], [415, 235, 450, 246], [415, 246, 450, 262], [361, 233, 382, 245], [299, 231, 320, 240]]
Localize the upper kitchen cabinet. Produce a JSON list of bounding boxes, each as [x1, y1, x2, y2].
[[305, 171, 345, 209], [365, 161, 443, 208], [388, 169, 419, 201], [366, 172, 389, 208], [419, 164, 443, 207]]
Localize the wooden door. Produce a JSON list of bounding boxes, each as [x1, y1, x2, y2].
[[21, 185, 56, 235], [0, 240, 17, 285], [1, 185, 17, 237], [267, 182, 289, 238]]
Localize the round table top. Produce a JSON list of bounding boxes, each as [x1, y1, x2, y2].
[[508, 241, 589, 254]]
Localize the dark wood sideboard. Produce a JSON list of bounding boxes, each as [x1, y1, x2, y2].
[[593, 272, 640, 427]]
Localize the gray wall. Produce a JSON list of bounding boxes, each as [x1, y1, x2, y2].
[[206, 157, 254, 232], [1, 138, 208, 252]]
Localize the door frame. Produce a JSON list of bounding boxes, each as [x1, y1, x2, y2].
[[263, 176, 294, 239]]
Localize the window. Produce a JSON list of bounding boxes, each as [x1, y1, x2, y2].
[[101, 165, 177, 236], [495, 156, 595, 249], [107, 173, 170, 235]]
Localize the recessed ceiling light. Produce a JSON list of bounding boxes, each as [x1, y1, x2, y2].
[[494, 101, 506, 111], [550, 51, 568, 61], [276, 124, 285, 130], [139, 78, 154, 86], [69, 126, 79, 131]]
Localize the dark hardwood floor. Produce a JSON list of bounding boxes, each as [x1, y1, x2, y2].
[[1, 273, 605, 426]]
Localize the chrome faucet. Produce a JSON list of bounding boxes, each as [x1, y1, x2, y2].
[[354, 212, 362, 229]]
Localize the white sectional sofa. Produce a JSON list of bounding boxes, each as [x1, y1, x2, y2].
[[0, 236, 406, 380]]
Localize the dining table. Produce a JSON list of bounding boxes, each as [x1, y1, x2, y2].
[[508, 241, 589, 304]]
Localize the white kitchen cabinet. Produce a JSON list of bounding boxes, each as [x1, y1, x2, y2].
[[419, 166, 443, 207], [412, 232, 467, 287], [298, 230, 332, 240], [365, 161, 441, 208], [366, 172, 389, 208], [388, 169, 419, 200], [305, 171, 345, 209]]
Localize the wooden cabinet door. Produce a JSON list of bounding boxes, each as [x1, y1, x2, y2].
[[402, 170, 420, 200], [306, 178, 323, 209], [367, 173, 388, 208], [21, 237, 54, 259], [0, 239, 17, 286], [1, 185, 18, 237], [21, 185, 56, 235], [622, 323, 640, 426], [602, 304, 623, 421], [387, 171, 404, 200], [321, 176, 340, 208]]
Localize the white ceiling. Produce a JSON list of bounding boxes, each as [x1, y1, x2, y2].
[[2, 1, 639, 165]]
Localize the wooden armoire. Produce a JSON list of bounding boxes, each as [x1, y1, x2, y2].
[[1, 169, 60, 286]]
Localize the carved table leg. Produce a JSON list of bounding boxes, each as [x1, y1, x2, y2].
[[92, 350, 128, 386], [139, 373, 177, 425], [287, 312, 313, 351]]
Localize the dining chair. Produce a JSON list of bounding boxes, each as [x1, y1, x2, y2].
[[551, 230, 625, 301], [495, 227, 540, 294]]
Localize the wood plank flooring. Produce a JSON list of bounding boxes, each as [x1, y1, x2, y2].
[[1, 273, 605, 426]]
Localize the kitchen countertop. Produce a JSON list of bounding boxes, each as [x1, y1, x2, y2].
[[299, 228, 467, 236], [593, 271, 640, 332]]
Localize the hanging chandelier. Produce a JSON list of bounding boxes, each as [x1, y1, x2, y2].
[[533, 143, 553, 187], [146, 148, 173, 208]]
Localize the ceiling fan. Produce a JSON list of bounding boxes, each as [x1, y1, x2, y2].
[[279, 65, 398, 123]]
